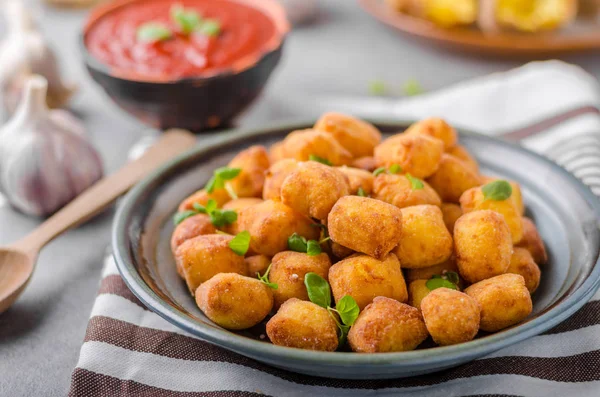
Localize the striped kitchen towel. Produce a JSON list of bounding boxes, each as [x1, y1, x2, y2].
[[70, 61, 600, 396]]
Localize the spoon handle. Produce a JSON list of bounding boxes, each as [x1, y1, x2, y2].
[[12, 129, 197, 254]]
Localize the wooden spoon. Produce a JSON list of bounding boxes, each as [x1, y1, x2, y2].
[[0, 129, 197, 314]]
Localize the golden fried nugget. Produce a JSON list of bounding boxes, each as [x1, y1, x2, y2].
[[373, 173, 441, 209], [269, 251, 331, 308], [516, 217, 548, 265], [440, 202, 462, 232], [314, 112, 382, 158], [196, 273, 273, 330], [394, 205, 453, 269], [351, 156, 378, 172], [408, 279, 431, 311], [421, 288, 480, 346], [330, 242, 355, 260], [262, 159, 299, 201], [266, 298, 338, 351], [280, 129, 353, 166], [281, 162, 350, 220], [426, 154, 482, 203], [269, 141, 287, 163], [348, 297, 428, 352], [481, 176, 525, 216], [446, 145, 479, 173], [328, 196, 403, 259], [221, 198, 264, 235], [507, 248, 541, 293], [227, 145, 270, 198], [178, 188, 231, 212], [245, 254, 271, 276], [454, 210, 512, 284], [237, 200, 319, 256], [374, 133, 445, 179], [171, 214, 217, 277], [404, 117, 458, 149], [175, 234, 248, 295], [465, 274, 532, 332], [329, 253, 408, 309], [460, 185, 524, 244], [336, 166, 375, 195]]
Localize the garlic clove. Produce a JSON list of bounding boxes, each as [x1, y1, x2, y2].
[[0, 75, 102, 217], [0, 0, 76, 117]]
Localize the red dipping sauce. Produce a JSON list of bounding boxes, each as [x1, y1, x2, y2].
[[85, 0, 282, 81]]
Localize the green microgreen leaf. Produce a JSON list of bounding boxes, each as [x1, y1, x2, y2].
[[257, 263, 278, 289], [209, 209, 237, 227], [309, 154, 332, 166], [444, 271, 460, 285], [229, 231, 250, 256], [373, 167, 387, 176], [215, 167, 241, 180], [389, 164, 402, 174], [192, 202, 207, 213], [205, 199, 217, 213], [426, 278, 459, 291], [369, 80, 387, 96], [137, 22, 173, 43], [327, 307, 351, 346], [482, 180, 513, 201], [306, 240, 322, 256], [403, 79, 425, 96], [304, 272, 331, 308], [197, 19, 221, 36], [335, 295, 360, 326], [205, 167, 241, 193], [356, 187, 367, 197], [288, 233, 308, 253], [406, 173, 424, 190], [173, 210, 197, 225], [171, 4, 202, 34], [224, 182, 239, 200]]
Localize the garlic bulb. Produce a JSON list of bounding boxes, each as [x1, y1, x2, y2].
[[0, 0, 76, 118], [0, 75, 103, 217]]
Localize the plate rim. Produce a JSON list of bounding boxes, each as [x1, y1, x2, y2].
[[112, 118, 600, 370], [358, 0, 600, 55]]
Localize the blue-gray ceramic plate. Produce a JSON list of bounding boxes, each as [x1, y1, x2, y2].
[[112, 120, 600, 379]]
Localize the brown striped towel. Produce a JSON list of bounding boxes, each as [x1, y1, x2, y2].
[[70, 61, 600, 396]]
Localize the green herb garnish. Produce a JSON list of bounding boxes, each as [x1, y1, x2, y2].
[[373, 164, 402, 176], [357, 187, 367, 197], [229, 231, 250, 256], [205, 167, 241, 194], [304, 272, 331, 308], [287, 233, 323, 256], [173, 199, 237, 227], [309, 154, 332, 166], [426, 271, 460, 291], [171, 4, 202, 34], [257, 263, 278, 289], [406, 173, 424, 190], [198, 19, 221, 36], [389, 164, 402, 174], [305, 273, 359, 346], [482, 180, 512, 201], [373, 167, 387, 176], [173, 210, 197, 225], [403, 79, 425, 96], [137, 22, 173, 43], [369, 80, 387, 96]]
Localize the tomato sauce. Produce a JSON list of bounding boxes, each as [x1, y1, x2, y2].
[[85, 0, 278, 81]]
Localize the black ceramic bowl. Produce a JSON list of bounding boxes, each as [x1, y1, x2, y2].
[[81, 0, 289, 131]]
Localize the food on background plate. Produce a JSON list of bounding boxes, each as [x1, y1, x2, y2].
[[170, 112, 547, 353], [385, 0, 578, 34]]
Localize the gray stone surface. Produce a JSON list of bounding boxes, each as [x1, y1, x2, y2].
[[2, 1, 600, 396]]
